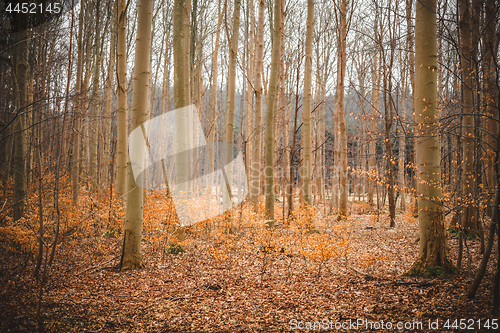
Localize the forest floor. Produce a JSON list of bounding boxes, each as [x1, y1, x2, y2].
[[0, 201, 498, 332]]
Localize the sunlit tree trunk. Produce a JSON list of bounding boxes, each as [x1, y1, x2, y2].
[[116, 0, 128, 195], [120, 0, 154, 270], [407, 0, 454, 275], [301, 0, 314, 207], [264, 0, 281, 225]]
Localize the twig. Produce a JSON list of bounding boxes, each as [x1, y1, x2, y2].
[[166, 285, 211, 301], [349, 266, 390, 281], [75, 256, 119, 276], [0, 199, 7, 214]]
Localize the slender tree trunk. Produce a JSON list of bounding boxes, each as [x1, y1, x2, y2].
[[171, 0, 192, 243], [245, 0, 255, 189], [264, 0, 281, 225], [223, 0, 242, 216], [250, 0, 265, 208], [72, 1, 85, 204], [368, 17, 379, 207], [103, 5, 116, 190], [301, 0, 314, 207], [90, 0, 101, 191], [382, 6, 396, 227], [161, 25, 171, 115], [468, 183, 499, 298], [120, 0, 154, 270], [399, 95, 407, 211], [288, 50, 302, 218], [336, 0, 348, 219], [116, 0, 128, 196], [406, 0, 418, 217], [406, 0, 454, 275]]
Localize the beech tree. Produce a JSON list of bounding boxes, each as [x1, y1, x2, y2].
[[250, 0, 265, 208], [300, 0, 313, 207], [334, 0, 348, 219], [120, 0, 154, 270], [264, 0, 281, 225], [116, 0, 129, 195], [407, 0, 454, 275], [458, 0, 477, 234]]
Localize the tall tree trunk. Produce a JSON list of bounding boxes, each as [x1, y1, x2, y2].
[[399, 63, 407, 212], [382, 4, 396, 227], [103, 4, 116, 190], [368, 16, 379, 207], [116, 0, 128, 195], [264, 0, 281, 225], [406, 0, 454, 275], [245, 0, 255, 189], [406, 0, 418, 217], [208, 0, 223, 189], [223, 0, 242, 219], [12, 16, 29, 221], [288, 50, 302, 218], [90, 0, 101, 191], [336, 0, 348, 219], [72, 0, 85, 204], [171, 0, 192, 243], [482, 0, 498, 216], [120, 0, 154, 270], [458, 0, 478, 234], [250, 0, 265, 208], [301, 0, 314, 207]]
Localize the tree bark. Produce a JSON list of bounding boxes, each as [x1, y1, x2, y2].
[[406, 0, 454, 275], [250, 0, 265, 208], [368, 15, 379, 208], [116, 0, 128, 195], [120, 0, 154, 270], [72, 0, 85, 204], [335, 0, 348, 219], [103, 4, 116, 190], [12, 17, 29, 221], [264, 0, 281, 225], [458, 0, 478, 234], [301, 0, 314, 207]]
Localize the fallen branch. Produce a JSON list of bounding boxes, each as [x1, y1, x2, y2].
[[75, 256, 119, 276]]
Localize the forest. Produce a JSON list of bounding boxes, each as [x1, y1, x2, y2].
[[0, 0, 500, 331]]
